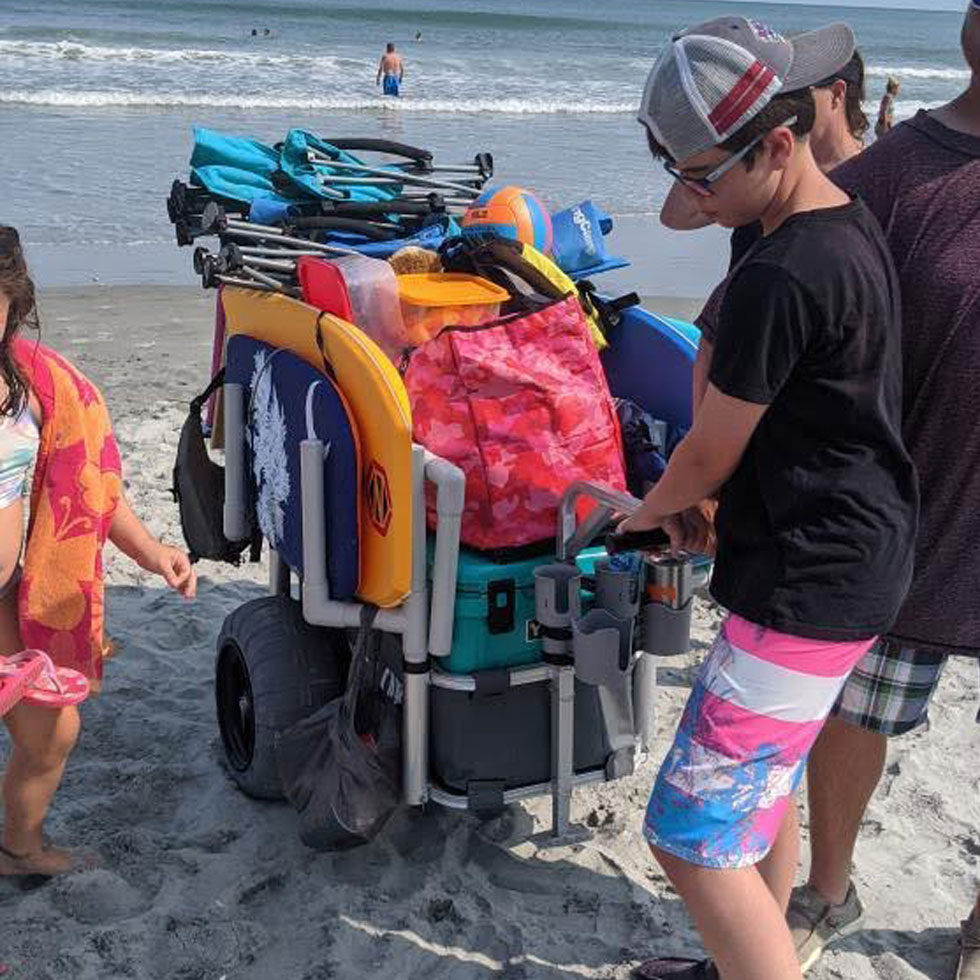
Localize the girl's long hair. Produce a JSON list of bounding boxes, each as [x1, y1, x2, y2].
[[0, 226, 39, 417]]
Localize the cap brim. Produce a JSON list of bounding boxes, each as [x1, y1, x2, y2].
[[660, 180, 705, 231], [567, 256, 630, 280], [783, 22, 855, 91]]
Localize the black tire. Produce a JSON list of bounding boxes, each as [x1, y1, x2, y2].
[[215, 595, 349, 800]]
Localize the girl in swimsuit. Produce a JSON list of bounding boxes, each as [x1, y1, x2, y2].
[[0, 226, 197, 876]]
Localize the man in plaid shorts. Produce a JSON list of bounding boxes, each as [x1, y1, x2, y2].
[[785, 3, 980, 976]]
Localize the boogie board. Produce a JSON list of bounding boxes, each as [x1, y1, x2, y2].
[[600, 306, 700, 430], [225, 336, 360, 600], [222, 287, 412, 607]]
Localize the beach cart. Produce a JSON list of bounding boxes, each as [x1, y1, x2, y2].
[[210, 287, 706, 842]]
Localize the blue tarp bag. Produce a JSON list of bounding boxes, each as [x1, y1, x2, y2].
[[616, 399, 687, 499], [551, 200, 629, 279]]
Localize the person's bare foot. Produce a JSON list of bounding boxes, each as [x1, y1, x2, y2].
[[0, 843, 99, 877]]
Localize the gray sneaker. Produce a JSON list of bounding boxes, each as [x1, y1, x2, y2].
[[786, 882, 864, 973], [957, 909, 980, 980]]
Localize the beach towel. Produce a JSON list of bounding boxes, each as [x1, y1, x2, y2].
[[12, 339, 123, 682]]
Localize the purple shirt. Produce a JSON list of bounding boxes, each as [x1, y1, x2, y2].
[[833, 111, 980, 651]]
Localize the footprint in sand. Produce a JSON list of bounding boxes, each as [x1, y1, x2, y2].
[[51, 868, 150, 924]]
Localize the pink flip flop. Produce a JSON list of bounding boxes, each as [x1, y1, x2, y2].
[[0, 650, 90, 710], [0, 653, 44, 716]]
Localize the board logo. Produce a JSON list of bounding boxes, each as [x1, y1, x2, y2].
[[365, 460, 392, 536]]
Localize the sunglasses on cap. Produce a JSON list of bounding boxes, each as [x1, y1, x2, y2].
[[662, 116, 798, 197]]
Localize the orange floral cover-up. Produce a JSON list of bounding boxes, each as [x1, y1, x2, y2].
[[13, 338, 122, 681]]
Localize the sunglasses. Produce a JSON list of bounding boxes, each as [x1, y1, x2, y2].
[[663, 116, 798, 197]]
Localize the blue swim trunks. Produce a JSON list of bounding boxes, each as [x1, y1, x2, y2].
[[382, 75, 400, 97]]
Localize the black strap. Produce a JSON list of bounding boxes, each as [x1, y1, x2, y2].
[[439, 235, 567, 305], [314, 316, 339, 382], [288, 216, 398, 240], [190, 367, 226, 413], [579, 284, 640, 340], [325, 138, 433, 164], [341, 604, 381, 724]]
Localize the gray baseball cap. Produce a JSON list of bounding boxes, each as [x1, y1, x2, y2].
[[638, 17, 855, 162]]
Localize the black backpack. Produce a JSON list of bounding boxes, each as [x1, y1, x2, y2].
[[171, 369, 260, 564], [438, 234, 639, 340]]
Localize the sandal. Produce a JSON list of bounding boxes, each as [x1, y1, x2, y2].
[[0, 653, 44, 716], [0, 650, 90, 710]]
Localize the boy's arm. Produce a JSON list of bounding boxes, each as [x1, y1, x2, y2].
[[692, 336, 713, 417], [622, 384, 765, 536], [376, 59, 383, 84]]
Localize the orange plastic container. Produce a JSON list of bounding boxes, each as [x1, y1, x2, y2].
[[397, 273, 509, 346]]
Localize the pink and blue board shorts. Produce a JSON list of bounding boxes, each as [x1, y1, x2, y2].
[[644, 614, 876, 869]]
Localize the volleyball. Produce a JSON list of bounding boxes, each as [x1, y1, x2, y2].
[[460, 185, 553, 254]]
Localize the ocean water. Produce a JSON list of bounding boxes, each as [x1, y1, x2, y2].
[[1, 0, 969, 291]]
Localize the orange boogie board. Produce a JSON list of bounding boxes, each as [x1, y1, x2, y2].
[[222, 287, 412, 607]]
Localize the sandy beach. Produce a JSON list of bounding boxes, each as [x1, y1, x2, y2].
[[0, 286, 976, 980]]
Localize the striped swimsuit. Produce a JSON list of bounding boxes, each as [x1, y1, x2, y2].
[[0, 402, 40, 509], [0, 402, 39, 600]]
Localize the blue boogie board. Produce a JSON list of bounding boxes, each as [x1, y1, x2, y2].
[[225, 336, 360, 599], [600, 306, 700, 430]]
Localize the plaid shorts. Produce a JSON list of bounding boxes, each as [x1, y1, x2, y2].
[[830, 637, 980, 735]]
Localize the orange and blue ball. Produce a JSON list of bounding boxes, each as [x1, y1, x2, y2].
[[461, 185, 553, 255]]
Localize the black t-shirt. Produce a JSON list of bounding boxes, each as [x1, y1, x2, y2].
[[694, 223, 761, 343], [708, 199, 918, 640]]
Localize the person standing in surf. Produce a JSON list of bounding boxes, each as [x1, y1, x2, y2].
[[376, 43, 404, 97]]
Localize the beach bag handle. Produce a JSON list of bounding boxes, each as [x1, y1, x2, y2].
[[191, 366, 227, 413], [439, 234, 639, 341], [172, 368, 261, 564]]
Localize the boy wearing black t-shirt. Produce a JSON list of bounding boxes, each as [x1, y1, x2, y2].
[[620, 17, 918, 980]]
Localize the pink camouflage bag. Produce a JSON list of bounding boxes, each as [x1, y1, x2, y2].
[[404, 295, 627, 550]]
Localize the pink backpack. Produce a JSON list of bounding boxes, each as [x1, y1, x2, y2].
[[404, 295, 626, 550]]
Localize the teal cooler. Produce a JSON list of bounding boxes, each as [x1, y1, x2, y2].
[[430, 544, 606, 675]]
